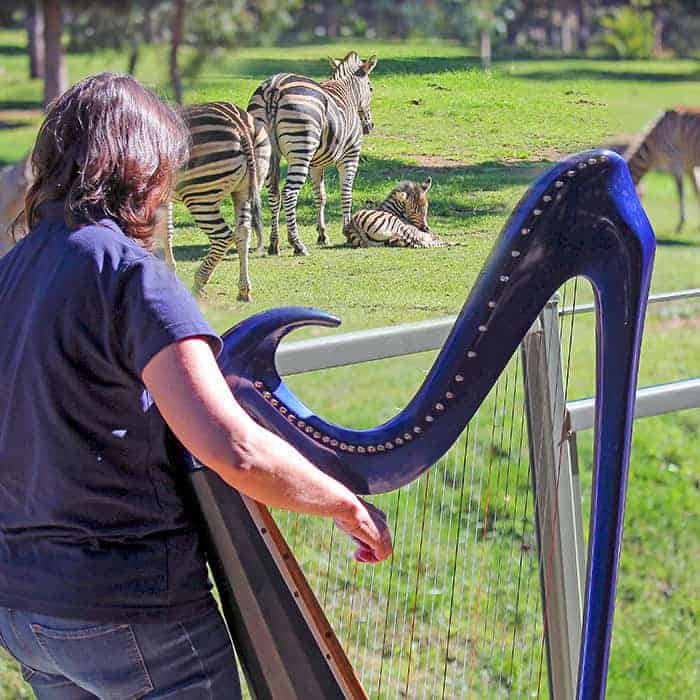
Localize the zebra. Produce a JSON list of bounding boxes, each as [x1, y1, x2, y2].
[[0, 154, 32, 256], [247, 51, 377, 256], [625, 107, 700, 232], [344, 178, 449, 248], [159, 101, 271, 301]]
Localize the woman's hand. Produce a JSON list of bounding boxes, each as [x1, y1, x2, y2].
[[143, 337, 394, 565], [334, 497, 393, 563]]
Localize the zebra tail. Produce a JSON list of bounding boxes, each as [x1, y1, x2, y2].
[[240, 116, 265, 255]]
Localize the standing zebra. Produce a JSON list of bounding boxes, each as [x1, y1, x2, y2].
[[159, 101, 270, 301], [248, 51, 377, 256], [625, 107, 700, 232]]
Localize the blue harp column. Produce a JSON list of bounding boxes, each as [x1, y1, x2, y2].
[[169, 149, 655, 700]]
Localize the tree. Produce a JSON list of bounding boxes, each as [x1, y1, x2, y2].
[[27, 0, 44, 79], [42, 0, 67, 106], [170, 0, 186, 105]]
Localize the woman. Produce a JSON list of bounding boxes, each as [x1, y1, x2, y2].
[[0, 73, 392, 699]]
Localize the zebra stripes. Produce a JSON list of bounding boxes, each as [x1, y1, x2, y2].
[[625, 107, 700, 232], [344, 179, 449, 248], [248, 51, 377, 255], [160, 101, 270, 301]]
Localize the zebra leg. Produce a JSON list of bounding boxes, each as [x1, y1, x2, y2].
[[337, 153, 360, 227], [187, 197, 235, 296], [283, 160, 311, 256], [673, 171, 686, 232], [691, 167, 700, 226], [154, 201, 176, 269], [232, 191, 253, 302], [267, 151, 282, 256], [310, 166, 330, 246]]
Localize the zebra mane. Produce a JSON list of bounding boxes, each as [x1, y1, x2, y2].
[[624, 110, 666, 163], [386, 181, 415, 200], [330, 52, 363, 81]]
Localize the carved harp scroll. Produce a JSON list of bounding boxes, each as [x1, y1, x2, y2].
[[176, 149, 655, 699]]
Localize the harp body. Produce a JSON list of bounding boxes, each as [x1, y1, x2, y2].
[[180, 149, 655, 699]]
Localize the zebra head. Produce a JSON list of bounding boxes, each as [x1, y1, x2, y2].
[[329, 52, 378, 135], [385, 178, 433, 232]]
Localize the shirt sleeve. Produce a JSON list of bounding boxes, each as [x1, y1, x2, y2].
[[114, 256, 223, 377]]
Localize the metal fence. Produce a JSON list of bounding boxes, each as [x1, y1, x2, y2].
[[274, 288, 700, 699]]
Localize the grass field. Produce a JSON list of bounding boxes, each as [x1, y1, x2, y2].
[[1, 28, 699, 699]]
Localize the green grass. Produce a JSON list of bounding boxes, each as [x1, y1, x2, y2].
[[1, 29, 699, 698]]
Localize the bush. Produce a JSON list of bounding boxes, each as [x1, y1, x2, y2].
[[597, 7, 655, 59]]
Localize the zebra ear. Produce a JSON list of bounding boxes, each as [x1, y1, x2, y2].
[[395, 191, 408, 202], [363, 55, 378, 75], [421, 177, 432, 192], [328, 56, 342, 70]]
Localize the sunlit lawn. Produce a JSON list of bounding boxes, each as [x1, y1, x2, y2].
[[1, 28, 699, 698]]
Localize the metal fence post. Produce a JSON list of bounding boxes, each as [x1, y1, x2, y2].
[[521, 296, 586, 700]]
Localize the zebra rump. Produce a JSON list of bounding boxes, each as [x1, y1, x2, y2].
[[624, 107, 700, 231], [160, 101, 271, 302]]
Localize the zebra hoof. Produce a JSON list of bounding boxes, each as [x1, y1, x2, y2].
[[293, 245, 310, 256], [237, 290, 251, 302], [317, 235, 330, 246], [267, 244, 280, 255]]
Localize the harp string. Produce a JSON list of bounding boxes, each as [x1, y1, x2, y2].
[[441, 422, 471, 699], [403, 472, 431, 697], [486, 353, 522, 672], [463, 376, 504, 695], [267, 276, 591, 697]]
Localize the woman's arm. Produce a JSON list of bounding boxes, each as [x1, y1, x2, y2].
[[142, 336, 392, 563]]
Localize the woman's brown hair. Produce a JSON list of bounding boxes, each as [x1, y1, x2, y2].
[[23, 72, 188, 248]]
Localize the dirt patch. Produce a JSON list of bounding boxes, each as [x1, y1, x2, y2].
[[409, 154, 470, 168], [653, 316, 700, 331], [0, 109, 42, 123]]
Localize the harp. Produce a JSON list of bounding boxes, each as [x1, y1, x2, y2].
[[172, 149, 655, 699]]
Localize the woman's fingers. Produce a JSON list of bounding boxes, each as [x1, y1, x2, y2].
[[335, 497, 393, 564]]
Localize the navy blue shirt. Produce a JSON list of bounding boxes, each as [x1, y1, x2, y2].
[[0, 203, 222, 622]]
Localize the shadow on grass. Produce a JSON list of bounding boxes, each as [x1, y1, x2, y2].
[[172, 156, 552, 257], [346, 154, 551, 219], [0, 120, 31, 130], [0, 45, 26, 57], [193, 54, 480, 85], [655, 237, 700, 247], [516, 67, 700, 83], [0, 99, 42, 111]]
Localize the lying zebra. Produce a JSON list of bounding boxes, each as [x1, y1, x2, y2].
[[625, 107, 700, 232], [344, 179, 449, 248], [158, 101, 270, 301], [248, 51, 377, 255]]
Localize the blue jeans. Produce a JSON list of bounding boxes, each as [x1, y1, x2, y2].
[[0, 604, 241, 699]]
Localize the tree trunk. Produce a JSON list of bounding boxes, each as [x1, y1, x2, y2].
[[42, 0, 67, 106], [653, 15, 664, 56], [27, 0, 45, 79], [170, 0, 185, 105], [576, 0, 590, 52], [480, 28, 491, 70], [127, 44, 140, 76], [143, 1, 154, 43], [561, 5, 578, 54]]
